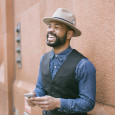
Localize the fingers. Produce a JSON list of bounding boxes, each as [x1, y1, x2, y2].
[[26, 97, 47, 106], [29, 100, 48, 106], [30, 96, 48, 102], [26, 97, 36, 107], [40, 105, 51, 110], [28, 101, 36, 107], [26, 95, 58, 110], [28, 96, 51, 108]]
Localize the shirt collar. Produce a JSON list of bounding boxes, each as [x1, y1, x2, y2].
[[50, 46, 73, 61]]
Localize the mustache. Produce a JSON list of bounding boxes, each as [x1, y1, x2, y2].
[[47, 32, 57, 38]]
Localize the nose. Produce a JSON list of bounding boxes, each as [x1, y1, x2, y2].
[[47, 27, 55, 32]]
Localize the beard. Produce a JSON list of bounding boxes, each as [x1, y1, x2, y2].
[[46, 31, 67, 47]]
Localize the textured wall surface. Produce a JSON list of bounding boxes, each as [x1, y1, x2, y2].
[[0, 6, 3, 65], [0, 0, 4, 83], [0, 1, 5, 115], [13, 0, 115, 114], [72, 0, 115, 106], [0, 0, 115, 115], [0, 0, 15, 115]]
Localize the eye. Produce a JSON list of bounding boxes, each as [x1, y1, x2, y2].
[[48, 26, 51, 29], [55, 27, 59, 29], [55, 26, 61, 29]]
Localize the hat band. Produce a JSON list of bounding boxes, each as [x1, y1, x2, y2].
[[53, 17, 73, 25]]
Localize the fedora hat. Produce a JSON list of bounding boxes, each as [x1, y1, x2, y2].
[[43, 8, 81, 37]]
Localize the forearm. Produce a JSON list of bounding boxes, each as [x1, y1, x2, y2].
[[34, 55, 46, 97], [59, 98, 95, 113]]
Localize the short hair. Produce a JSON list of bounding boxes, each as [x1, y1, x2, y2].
[[66, 25, 74, 32]]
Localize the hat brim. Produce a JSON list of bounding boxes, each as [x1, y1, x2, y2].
[[43, 17, 81, 37]]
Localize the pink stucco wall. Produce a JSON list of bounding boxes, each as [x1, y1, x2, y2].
[[0, 0, 115, 115]]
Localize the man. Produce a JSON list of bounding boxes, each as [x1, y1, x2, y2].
[[27, 8, 96, 115]]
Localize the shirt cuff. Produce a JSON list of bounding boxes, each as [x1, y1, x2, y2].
[[34, 89, 43, 97], [58, 98, 71, 113], [34, 90, 38, 97]]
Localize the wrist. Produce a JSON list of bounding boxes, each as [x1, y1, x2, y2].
[[55, 98, 60, 108]]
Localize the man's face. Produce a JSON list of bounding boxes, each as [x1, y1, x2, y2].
[[46, 21, 68, 47]]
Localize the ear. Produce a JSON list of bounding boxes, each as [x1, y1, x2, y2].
[[67, 30, 74, 40]]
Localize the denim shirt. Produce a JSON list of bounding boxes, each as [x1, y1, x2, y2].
[[34, 46, 96, 113]]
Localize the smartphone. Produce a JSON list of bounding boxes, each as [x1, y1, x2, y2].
[[24, 93, 34, 98]]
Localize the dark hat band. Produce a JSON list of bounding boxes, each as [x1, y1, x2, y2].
[[53, 17, 73, 25]]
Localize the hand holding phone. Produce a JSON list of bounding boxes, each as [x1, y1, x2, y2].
[[24, 92, 34, 98]]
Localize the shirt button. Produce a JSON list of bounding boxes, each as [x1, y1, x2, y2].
[[55, 55, 58, 57], [52, 92, 54, 94], [58, 109, 60, 111], [54, 65, 56, 68]]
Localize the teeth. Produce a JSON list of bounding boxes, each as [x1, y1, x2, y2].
[[49, 36, 54, 38], [48, 35, 56, 42], [48, 37, 55, 40], [49, 34, 55, 38]]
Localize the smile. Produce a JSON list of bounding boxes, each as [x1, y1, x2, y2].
[[48, 34, 56, 42]]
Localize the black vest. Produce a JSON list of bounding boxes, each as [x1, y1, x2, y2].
[[41, 49, 87, 115]]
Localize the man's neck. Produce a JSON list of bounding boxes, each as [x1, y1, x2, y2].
[[53, 44, 70, 54]]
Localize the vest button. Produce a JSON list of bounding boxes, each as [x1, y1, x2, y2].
[[64, 110, 67, 112], [52, 92, 54, 95]]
